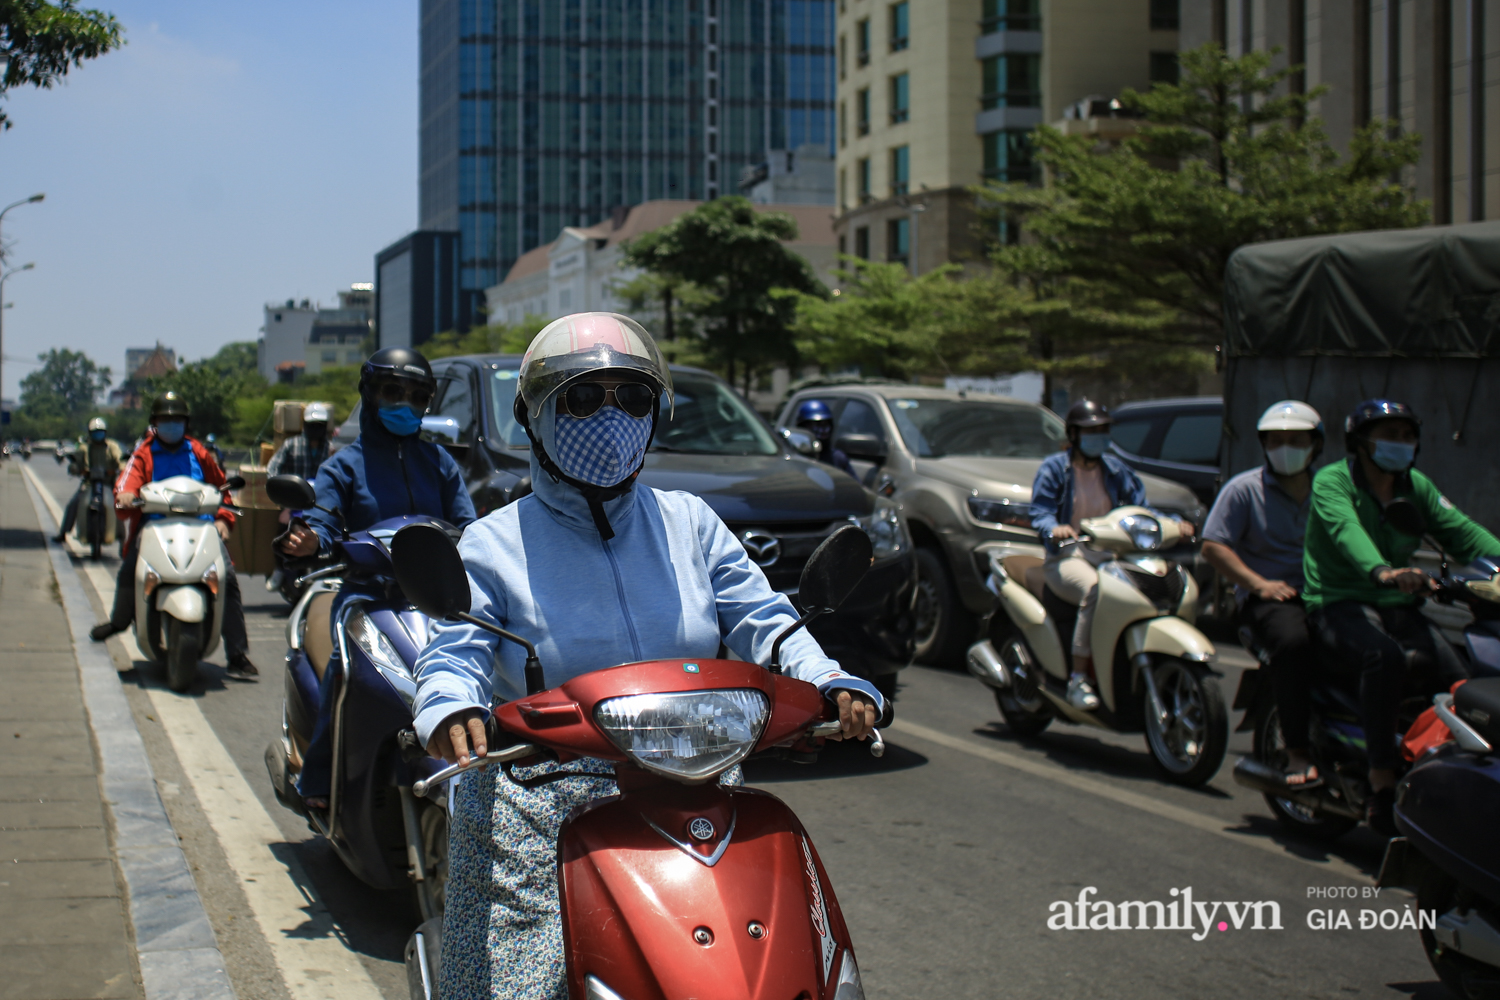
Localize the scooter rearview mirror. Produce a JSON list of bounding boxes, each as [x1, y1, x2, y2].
[[769, 525, 874, 674], [265, 474, 318, 510], [799, 524, 874, 615], [391, 522, 472, 620], [223, 475, 246, 491]]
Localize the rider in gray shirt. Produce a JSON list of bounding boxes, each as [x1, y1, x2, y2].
[[1201, 401, 1323, 788]]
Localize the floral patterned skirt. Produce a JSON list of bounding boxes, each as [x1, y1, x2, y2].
[[438, 758, 742, 1000]]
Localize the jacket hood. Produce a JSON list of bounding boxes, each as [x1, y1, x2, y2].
[[528, 449, 639, 534]]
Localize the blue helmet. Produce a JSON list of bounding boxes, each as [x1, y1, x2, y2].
[[795, 399, 833, 426]]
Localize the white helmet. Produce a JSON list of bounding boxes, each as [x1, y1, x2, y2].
[[515, 312, 672, 424], [303, 402, 331, 424], [1257, 400, 1323, 435], [87, 417, 107, 433]]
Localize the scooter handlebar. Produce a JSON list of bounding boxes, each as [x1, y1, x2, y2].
[[411, 741, 543, 798]]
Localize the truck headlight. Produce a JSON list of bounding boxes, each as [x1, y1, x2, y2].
[[595, 690, 770, 782], [967, 496, 1032, 527], [850, 500, 907, 560]]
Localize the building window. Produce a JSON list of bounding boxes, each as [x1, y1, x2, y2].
[[857, 88, 870, 135], [839, 234, 847, 255], [887, 217, 909, 265], [890, 145, 909, 195], [857, 157, 871, 202], [981, 0, 1040, 33], [1150, 51, 1179, 84], [347, 351, 362, 364], [854, 226, 870, 259], [322, 350, 337, 363], [889, 73, 909, 123], [1149, 0, 1180, 31], [559, 288, 572, 310], [840, 101, 848, 146], [981, 54, 1041, 109], [839, 167, 847, 208], [889, 2, 909, 51], [839, 35, 847, 79], [857, 19, 870, 65], [982, 129, 1036, 183]]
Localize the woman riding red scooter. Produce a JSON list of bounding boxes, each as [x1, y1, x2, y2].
[[413, 313, 882, 999]]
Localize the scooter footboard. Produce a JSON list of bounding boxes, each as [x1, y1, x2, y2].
[[559, 784, 855, 1000]]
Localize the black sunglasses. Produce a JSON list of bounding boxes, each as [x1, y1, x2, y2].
[[374, 380, 434, 409], [561, 381, 657, 419]]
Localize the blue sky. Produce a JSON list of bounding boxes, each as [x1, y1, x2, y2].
[[0, 1, 418, 402]]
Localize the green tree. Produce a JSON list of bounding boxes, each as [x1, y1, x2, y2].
[[12, 346, 110, 437], [0, 0, 123, 130], [146, 341, 265, 441], [423, 316, 548, 360], [980, 43, 1428, 339], [622, 196, 826, 388], [612, 272, 717, 367]]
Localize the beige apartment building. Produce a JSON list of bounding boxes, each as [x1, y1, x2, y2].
[[834, 0, 1182, 271]]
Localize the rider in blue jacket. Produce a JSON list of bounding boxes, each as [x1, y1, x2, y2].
[[279, 347, 476, 807]]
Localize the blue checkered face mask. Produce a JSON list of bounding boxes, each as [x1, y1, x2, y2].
[[552, 405, 653, 487]]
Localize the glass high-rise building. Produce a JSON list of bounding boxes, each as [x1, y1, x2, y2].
[[419, 0, 835, 306]]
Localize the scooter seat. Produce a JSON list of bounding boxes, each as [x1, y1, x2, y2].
[[1455, 676, 1500, 748], [305, 592, 335, 681]]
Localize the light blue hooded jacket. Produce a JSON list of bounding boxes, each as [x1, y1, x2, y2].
[[411, 449, 883, 747]]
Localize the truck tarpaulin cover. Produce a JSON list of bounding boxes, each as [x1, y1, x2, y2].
[[1224, 221, 1500, 357]]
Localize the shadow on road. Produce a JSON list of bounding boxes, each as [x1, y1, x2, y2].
[[745, 734, 928, 783]]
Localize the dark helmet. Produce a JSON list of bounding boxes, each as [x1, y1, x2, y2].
[[795, 399, 834, 425], [359, 347, 436, 395], [1065, 398, 1110, 429], [1344, 399, 1421, 449], [150, 392, 190, 422]]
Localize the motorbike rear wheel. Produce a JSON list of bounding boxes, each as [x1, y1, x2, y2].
[[1419, 865, 1500, 1000], [1252, 705, 1357, 841], [415, 801, 450, 918], [1143, 658, 1228, 787], [164, 614, 202, 693], [992, 635, 1053, 737]]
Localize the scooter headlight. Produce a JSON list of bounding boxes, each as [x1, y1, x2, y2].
[[1118, 513, 1162, 551], [595, 689, 770, 782], [835, 949, 866, 999], [345, 607, 416, 706]]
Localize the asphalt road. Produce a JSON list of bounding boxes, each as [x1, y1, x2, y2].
[[30, 457, 1450, 1000]]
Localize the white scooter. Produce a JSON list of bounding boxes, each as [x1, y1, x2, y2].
[[131, 475, 240, 692], [967, 506, 1230, 786]]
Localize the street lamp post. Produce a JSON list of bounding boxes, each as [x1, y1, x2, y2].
[[0, 262, 35, 424], [0, 193, 44, 424]]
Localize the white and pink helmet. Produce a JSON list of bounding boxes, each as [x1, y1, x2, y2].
[[516, 312, 673, 423]]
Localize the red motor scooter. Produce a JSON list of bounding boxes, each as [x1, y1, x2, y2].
[[392, 523, 883, 1000]]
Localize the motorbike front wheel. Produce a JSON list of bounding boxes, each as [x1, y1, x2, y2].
[[1142, 658, 1228, 786], [164, 614, 202, 693], [86, 507, 104, 561], [991, 635, 1053, 737], [1252, 704, 1357, 841]]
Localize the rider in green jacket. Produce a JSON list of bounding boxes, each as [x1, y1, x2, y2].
[[1303, 399, 1500, 835]]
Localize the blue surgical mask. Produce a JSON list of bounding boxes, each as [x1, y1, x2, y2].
[[1076, 433, 1109, 459], [378, 404, 423, 437], [89, 430, 106, 442], [1370, 439, 1416, 473], [155, 420, 186, 446], [553, 405, 653, 487]]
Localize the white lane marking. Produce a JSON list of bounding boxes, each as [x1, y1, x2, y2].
[[27, 467, 386, 1000], [888, 718, 1371, 883]]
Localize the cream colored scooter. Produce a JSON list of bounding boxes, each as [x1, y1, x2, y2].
[[131, 475, 237, 692], [967, 506, 1229, 786]]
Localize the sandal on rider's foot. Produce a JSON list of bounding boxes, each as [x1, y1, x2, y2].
[[225, 657, 260, 682], [1279, 763, 1322, 790], [1366, 786, 1398, 837]]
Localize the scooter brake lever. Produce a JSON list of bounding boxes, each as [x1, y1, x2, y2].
[[804, 719, 885, 757], [412, 742, 542, 797]]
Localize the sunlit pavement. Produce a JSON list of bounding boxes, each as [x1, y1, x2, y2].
[[28, 456, 1450, 1000]]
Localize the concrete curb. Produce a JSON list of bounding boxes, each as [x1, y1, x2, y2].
[[22, 467, 237, 1000]]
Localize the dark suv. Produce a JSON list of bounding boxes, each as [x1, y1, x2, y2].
[[1107, 397, 1224, 505], [415, 354, 916, 699]]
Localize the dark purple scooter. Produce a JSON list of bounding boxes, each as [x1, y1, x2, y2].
[[260, 473, 455, 924]]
